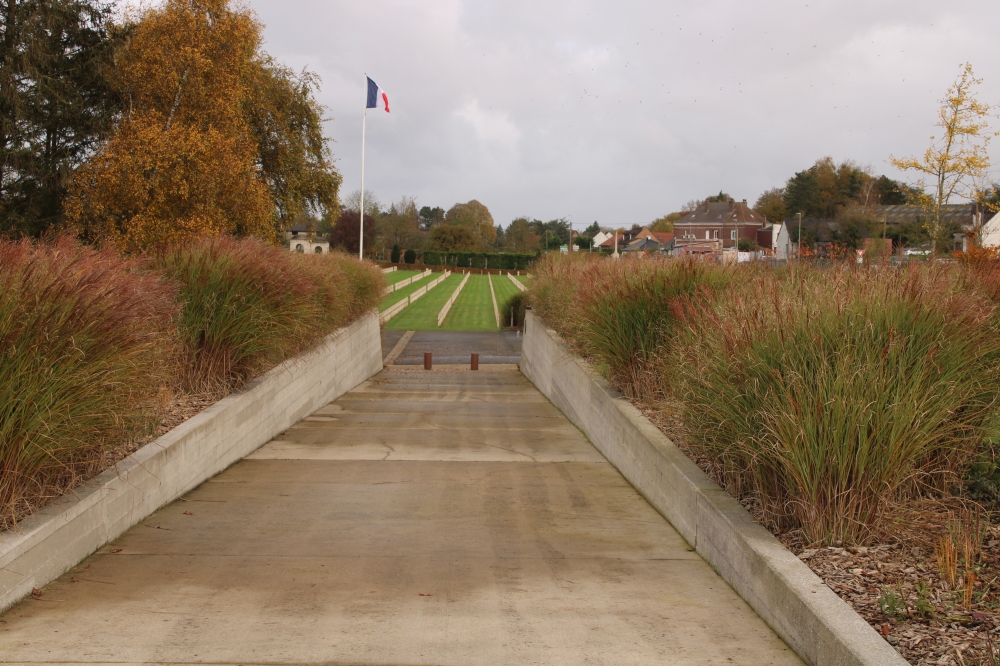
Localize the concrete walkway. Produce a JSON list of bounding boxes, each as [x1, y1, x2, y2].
[[0, 366, 801, 665]]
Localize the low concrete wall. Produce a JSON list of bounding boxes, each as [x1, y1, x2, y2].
[[520, 311, 905, 666], [0, 311, 383, 614]]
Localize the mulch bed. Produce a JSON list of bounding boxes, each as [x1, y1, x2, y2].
[[639, 403, 1000, 666]]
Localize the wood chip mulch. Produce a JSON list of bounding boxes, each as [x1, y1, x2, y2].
[[637, 402, 1000, 666]]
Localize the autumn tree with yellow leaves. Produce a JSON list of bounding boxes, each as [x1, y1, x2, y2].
[[67, 0, 340, 252], [891, 63, 995, 251]]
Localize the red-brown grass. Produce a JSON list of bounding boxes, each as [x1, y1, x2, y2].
[[0, 236, 178, 529]]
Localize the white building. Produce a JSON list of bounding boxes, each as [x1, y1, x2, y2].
[[290, 239, 330, 254], [772, 222, 795, 260], [591, 231, 612, 248]]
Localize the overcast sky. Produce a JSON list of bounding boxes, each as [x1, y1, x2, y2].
[[247, 0, 1000, 231]]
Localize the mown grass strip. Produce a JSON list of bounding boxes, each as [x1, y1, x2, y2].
[[441, 274, 499, 331], [386, 269, 419, 285], [380, 272, 436, 311], [384, 273, 463, 330], [491, 274, 521, 325]]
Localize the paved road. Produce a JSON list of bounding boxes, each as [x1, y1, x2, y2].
[[0, 366, 800, 665]]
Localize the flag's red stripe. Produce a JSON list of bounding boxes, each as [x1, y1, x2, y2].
[[382, 92, 390, 113]]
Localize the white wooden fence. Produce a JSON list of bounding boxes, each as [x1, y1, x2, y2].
[[383, 268, 432, 295], [507, 272, 526, 292], [382, 266, 396, 274], [437, 272, 470, 327], [380, 271, 451, 325], [488, 274, 501, 327]]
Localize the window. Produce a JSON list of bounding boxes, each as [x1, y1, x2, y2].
[[295, 244, 304, 252], [705, 230, 710, 240], [314, 246, 323, 253], [712, 230, 719, 240], [731, 230, 737, 240]]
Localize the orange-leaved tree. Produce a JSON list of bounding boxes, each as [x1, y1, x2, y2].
[[66, 0, 276, 252], [890, 63, 995, 253]]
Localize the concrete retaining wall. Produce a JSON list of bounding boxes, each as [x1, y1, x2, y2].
[[520, 310, 906, 666], [0, 311, 383, 614]]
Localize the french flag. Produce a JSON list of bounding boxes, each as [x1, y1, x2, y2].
[[366, 77, 389, 113]]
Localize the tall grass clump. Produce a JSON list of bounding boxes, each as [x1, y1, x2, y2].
[[0, 237, 178, 528], [153, 237, 384, 393], [530, 253, 738, 400], [671, 265, 1000, 545]]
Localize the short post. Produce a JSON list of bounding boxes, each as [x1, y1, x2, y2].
[[424, 352, 432, 370], [471, 353, 479, 371]]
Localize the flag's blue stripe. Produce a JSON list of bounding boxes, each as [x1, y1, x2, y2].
[[366, 77, 379, 109]]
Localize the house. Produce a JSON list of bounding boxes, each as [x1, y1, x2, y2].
[[591, 231, 612, 248], [979, 211, 1000, 248], [290, 239, 329, 254], [622, 231, 674, 254], [673, 200, 766, 251]]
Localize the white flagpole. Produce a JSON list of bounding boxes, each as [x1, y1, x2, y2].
[[359, 105, 367, 260]]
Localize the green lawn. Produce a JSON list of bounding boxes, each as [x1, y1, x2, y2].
[[385, 269, 420, 285], [440, 274, 499, 331], [490, 274, 521, 324], [384, 273, 463, 330]]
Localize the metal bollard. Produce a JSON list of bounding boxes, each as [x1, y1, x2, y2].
[[471, 353, 479, 371], [424, 352, 432, 370]]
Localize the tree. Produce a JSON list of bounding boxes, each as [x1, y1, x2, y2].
[[329, 209, 374, 254], [503, 217, 537, 252], [377, 196, 421, 251], [390, 244, 400, 263], [528, 218, 571, 249], [706, 191, 733, 203], [754, 188, 787, 224], [783, 157, 874, 219], [0, 0, 121, 236], [650, 212, 684, 232], [445, 199, 495, 247], [66, 0, 276, 252], [342, 188, 382, 219], [584, 221, 601, 237], [418, 205, 444, 230], [244, 57, 341, 226], [891, 63, 994, 250], [429, 223, 478, 251]]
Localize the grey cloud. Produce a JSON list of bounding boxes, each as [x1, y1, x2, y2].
[[252, 0, 1000, 229]]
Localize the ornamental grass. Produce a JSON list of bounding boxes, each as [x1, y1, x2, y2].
[[0, 237, 178, 529], [528, 254, 1000, 545], [152, 237, 384, 394], [0, 235, 383, 529]]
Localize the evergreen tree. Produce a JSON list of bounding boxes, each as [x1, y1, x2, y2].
[[0, 0, 120, 236]]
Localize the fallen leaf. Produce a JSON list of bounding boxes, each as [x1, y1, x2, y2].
[[110, 548, 122, 553], [183, 511, 194, 516], [880, 624, 891, 638], [419, 593, 432, 597], [70, 577, 78, 583], [31, 588, 42, 598]]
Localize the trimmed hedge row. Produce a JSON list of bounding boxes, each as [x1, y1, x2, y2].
[[421, 250, 536, 269]]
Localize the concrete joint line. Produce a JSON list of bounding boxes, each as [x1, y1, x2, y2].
[[519, 310, 906, 666], [384, 330, 415, 365]]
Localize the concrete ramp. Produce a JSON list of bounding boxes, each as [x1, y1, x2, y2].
[[0, 366, 800, 665]]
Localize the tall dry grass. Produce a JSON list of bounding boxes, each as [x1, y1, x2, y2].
[[153, 237, 384, 393], [0, 237, 178, 529], [671, 265, 1000, 544], [530, 253, 738, 400], [529, 254, 1000, 545]]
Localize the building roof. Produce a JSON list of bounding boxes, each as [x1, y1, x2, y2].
[[877, 204, 993, 226], [676, 200, 765, 226]]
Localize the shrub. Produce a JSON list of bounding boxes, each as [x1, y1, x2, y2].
[[0, 237, 178, 528], [152, 237, 384, 393], [390, 244, 401, 263], [501, 291, 528, 328], [530, 253, 735, 399], [671, 265, 1000, 544], [403, 248, 416, 264]]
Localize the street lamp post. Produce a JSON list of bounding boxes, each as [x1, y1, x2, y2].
[[797, 212, 803, 260]]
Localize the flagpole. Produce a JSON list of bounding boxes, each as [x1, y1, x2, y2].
[[359, 106, 367, 260]]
